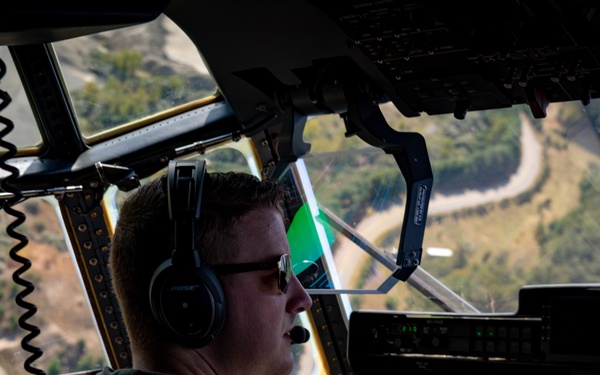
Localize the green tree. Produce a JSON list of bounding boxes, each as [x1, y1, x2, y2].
[[47, 357, 62, 375], [72, 49, 215, 134]]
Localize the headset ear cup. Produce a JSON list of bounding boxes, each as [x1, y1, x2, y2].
[[150, 159, 226, 347], [149, 259, 227, 348]]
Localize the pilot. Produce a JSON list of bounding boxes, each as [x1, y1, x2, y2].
[[97, 163, 313, 375]]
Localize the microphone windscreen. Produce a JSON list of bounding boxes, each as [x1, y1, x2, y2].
[[290, 325, 310, 344]]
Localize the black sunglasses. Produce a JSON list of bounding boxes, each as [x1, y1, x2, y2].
[[212, 254, 291, 293]]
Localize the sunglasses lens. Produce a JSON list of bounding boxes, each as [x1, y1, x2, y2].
[[279, 254, 291, 293]]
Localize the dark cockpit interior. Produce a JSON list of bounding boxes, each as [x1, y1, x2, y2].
[[1, 1, 600, 374]]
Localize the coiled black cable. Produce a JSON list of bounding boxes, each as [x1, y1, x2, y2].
[[0, 56, 45, 374]]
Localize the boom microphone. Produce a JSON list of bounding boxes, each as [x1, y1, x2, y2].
[[289, 326, 310, 344]]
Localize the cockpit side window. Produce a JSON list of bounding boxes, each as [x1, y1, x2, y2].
[[53, 14, 217, 140]]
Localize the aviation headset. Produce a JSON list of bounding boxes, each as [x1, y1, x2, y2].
[[149, 159, 227, 348]]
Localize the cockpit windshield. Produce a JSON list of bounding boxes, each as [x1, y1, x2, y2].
[[290, 100, 600, 315]]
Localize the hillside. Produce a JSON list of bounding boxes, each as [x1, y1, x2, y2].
[[0, 199, 105, 374]]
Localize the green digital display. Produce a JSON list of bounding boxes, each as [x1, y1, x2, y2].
[[392, 324, 418, 334]]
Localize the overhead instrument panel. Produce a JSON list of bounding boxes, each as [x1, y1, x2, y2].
[[310, 0, 600, 119]]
